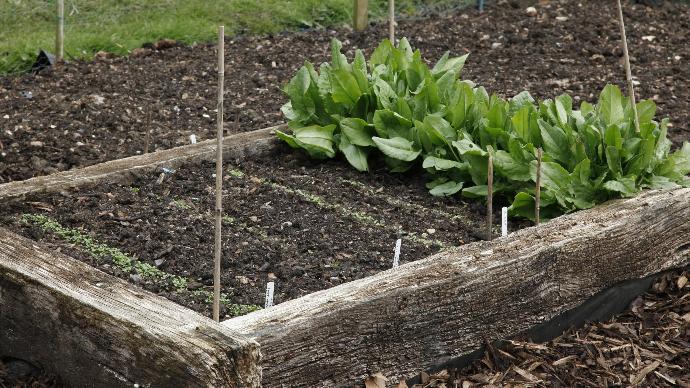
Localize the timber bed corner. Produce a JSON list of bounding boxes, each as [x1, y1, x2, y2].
[[0, 229, 261, 387], [1, 125, 689, 387]]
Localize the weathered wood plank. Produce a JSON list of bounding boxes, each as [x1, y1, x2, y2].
[[223, 188, 690, 386], [0, 228, 261, 387], [0, 125, 283, 200]]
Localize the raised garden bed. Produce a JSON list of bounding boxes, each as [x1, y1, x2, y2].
[[0, 141, 502, 318], [2, 1, 690, 386], [2, 128, 689, 386]]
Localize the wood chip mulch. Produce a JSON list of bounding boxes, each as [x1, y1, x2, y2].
[[403, 269, 690, 387]]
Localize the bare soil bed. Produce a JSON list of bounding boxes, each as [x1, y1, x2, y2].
[[1, 0, 689, 183], [0, 145, 513, 318], [414, 268, 690, 387]]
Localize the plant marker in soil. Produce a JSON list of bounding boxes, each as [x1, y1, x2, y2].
[[616, 0, 640, 133], [265, 281, 275, 308], [189, 134, 197, 144], [501, 207, 508, 237], [213, 26, 225, 323], [392, 238, 401, 268]]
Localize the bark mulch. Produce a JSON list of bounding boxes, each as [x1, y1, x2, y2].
[[390, 268, 690, 388]]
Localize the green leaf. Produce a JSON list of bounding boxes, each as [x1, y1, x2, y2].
[[605, 146, 623, 179], [432, 52, 469, 76], [511, 106, 531, 143], [352, 49, 369, 92], [554, 94, 572, 127], [373, 78, 398, 110], [337, 133, 369, 172], [429, 180, 464, 196], [422, 156, 466, 171], [372, 109, 412, 139], [424, 114, 455, 141], [636, 99, 656, 125], [508, 91, 535, 116], [372, 136, 421, 161], [604, 124, 623, 150], [537, 162, 572, 191], [329, 38, 350, 71], [509, 192, 536, 220], [598, 84, 624, 126], [340, 118, 375, 147], [276, 130, 300, 148], [452, 138, 487, 156], [643, 175, 678, 190], [603, 176, 639, 197], [461, 185, 488, 198], [330, 69, 362, 106], [538, 119, 571, 166], [277, 125, 336, 159], [284, 66, 315, 121], [384, 156, 414, 172], [625, 135, 654, 175], [493, 150, 531, 181], [655, 142, 690, 180], [370, 39, 393, 68]]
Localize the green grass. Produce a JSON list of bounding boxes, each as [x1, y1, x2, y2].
[[0, 0, 467, 74]]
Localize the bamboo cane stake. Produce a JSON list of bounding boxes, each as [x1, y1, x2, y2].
[[487, 154, 493, 241], [616, 0, 640, 133], [388, 0, 395, 43], [535, 148, 542, 225], [213, 26, 225, 323], [56, 0, 64, 62]]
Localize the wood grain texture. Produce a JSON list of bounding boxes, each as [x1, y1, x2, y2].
[[0, 125, 283, 200], [0, 228, 261, 387], [223, 188, 690, 386]]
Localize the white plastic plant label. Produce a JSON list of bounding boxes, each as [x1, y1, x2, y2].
[[392, 238, 402, 268], [189, 134, 197, 144], [502, 207, 508, 237], [264, 281, 275, 308]]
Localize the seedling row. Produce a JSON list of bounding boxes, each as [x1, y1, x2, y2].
[[0, 147, 516, 319]]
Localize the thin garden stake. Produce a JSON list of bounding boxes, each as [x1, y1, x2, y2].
[[388, 0, 395, 43], [56, 0, 64, 62], [213, 26, 225, 323], [535, 148, 542, 225], [487, 154, 493, 241], [616, 0, 640, 133]]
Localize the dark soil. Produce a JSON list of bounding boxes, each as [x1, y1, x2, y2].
[[403, 268, 690, 387], [0, 146, 508, 318], [1, 0, 688, 183]]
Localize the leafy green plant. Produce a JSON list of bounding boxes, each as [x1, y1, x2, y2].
[[277, 38, 690, 220]]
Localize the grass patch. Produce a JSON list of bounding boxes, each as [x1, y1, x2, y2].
[[1, 0, 470, 74]]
